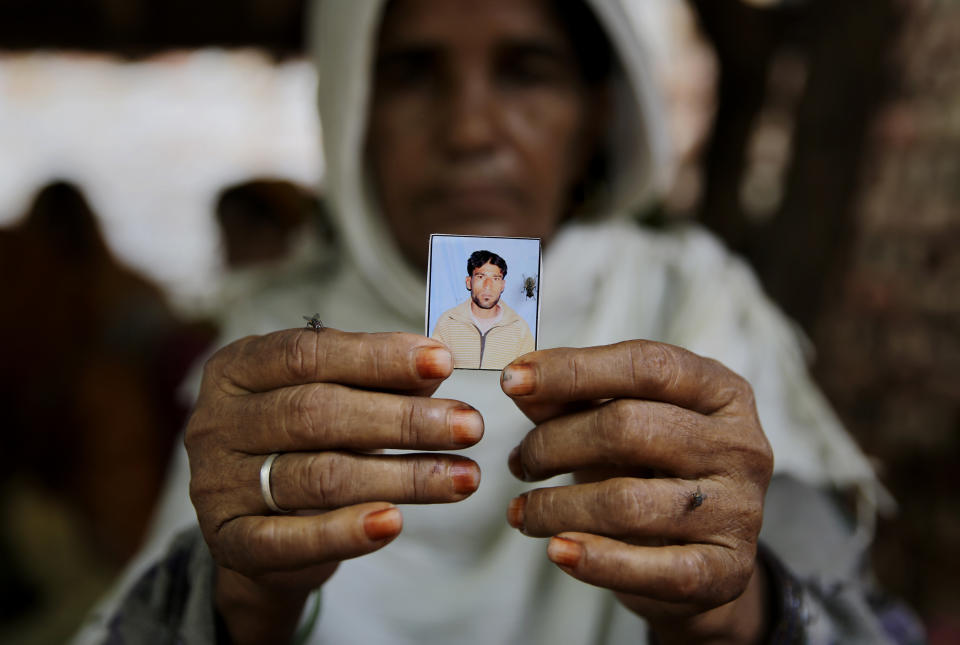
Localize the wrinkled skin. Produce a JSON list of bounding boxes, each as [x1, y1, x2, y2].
[[185, 0, 776, 643], [187, 330, 482, 643], [501, 342, 774, 643], [187, 329, 773, 645]]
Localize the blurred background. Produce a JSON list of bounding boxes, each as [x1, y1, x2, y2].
[[0, 0, 956, 643]]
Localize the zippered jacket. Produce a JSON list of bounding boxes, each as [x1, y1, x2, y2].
[[432, 300, 535, 370]]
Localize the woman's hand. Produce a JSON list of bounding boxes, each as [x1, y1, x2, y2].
[[185, 328, 483, 644], [501, 340, 774, 644]]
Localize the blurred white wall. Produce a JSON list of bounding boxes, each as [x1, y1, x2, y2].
[[0, 49, 322, 311]]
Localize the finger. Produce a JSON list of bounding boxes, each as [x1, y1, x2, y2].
[[206, 328, 453, 395], [218, 384, 484, 453], [500, 341, 751, 423], [264, 452, 481, 511], [544, 532, 754, 609], [215, 502, 404, 577], [506, 478, 753, 543], [509, 399, 717, 482]]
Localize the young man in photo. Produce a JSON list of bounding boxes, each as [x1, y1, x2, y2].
[[432, 250, 535, 369]]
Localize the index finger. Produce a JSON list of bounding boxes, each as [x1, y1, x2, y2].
[[206, 328, 453, 395], [500, 341, 750, 418]]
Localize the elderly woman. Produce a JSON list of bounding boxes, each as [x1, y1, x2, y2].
[[77, 1, 901, 644]]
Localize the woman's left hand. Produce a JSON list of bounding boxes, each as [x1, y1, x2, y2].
[[501, 340, 774, 645]]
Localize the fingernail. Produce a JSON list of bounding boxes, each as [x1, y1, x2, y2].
[[416, 346, 452, 379], [451, 461, 480, 495], [501, 364, 535, 396], [364, 507, 402, 541], [547, 537, 582, 568], [506, 495, 526, 530], [507, 444, 526, 480], [450, 409, 483, 446]]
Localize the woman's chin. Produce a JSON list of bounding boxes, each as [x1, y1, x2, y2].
[[385, 204, 557, 269], [418, 206, 546, 238]]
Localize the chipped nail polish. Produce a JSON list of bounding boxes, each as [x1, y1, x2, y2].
[[547, 537, 582, 568], [506, 495, 526, 530], [501, 364, 535, 396], [451, 461, 480, 495], [450, 409, 483, 446], [416, 346, 452, 379], [364, 507, 402, 541]]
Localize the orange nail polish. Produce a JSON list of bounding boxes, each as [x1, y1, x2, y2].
[[501, 364, 535, 396], [451, 461, 479, 495], [547, 537, 582, 568], [416, 346, 452, 380], [506, 495, 526, 530], [364, 507, 402, 541], [507, 444, 525, 480], [450, 409, 483, 446]]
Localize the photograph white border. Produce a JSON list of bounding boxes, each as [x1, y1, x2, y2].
[[425, 234, 542, 370]]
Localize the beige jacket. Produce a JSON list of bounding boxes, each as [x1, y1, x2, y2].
[[432, 300, 535, 370]]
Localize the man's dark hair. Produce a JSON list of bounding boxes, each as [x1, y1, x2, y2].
[[467, 250, 507, 278]]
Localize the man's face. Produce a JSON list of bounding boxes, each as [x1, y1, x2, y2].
[[367, 0, 603, 269], [467, 262, 505, 309]]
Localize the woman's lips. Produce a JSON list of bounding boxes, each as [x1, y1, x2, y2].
[[418, 183, 525, 213]]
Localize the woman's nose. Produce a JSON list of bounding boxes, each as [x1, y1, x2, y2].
[[441, 73, 499, 157]]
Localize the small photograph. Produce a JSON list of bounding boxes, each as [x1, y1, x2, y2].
[[426, 234, 541, 371]]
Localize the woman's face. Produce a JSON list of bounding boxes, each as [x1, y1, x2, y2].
[[366, 0, 604, 269]]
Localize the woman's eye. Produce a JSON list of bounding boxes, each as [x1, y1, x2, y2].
[[375, 51, 437, 90], [500, 48, 572, 88], [503, 61, 553, 85]]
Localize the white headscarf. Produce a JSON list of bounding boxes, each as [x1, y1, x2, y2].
[[308, 0, 672, 321]]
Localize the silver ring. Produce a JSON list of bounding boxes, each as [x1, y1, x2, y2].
[[260, 452, 289, 513]]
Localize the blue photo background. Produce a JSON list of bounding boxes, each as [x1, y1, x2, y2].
[[427, 235, 541, 343]]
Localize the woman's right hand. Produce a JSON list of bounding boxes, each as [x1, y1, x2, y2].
[[184, 327, 483, 644]]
